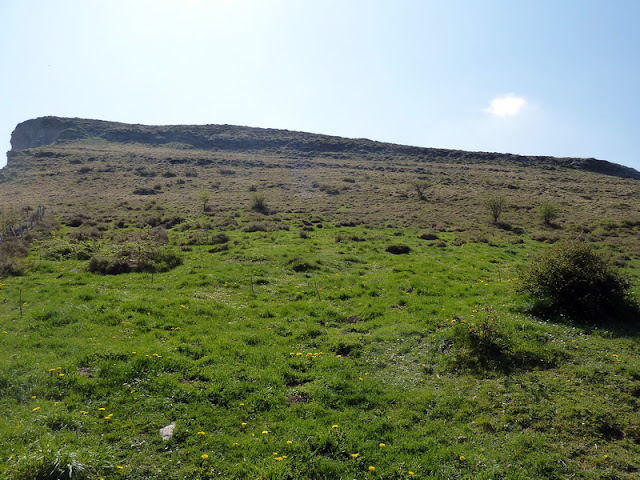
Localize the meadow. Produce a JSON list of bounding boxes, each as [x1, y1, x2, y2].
[[1, 120, 640, 479]]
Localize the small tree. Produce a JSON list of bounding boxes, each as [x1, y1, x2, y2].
[[198, 190, 211, 213], [483, 193, 506, 224], [539, 202, 559, 225], [413, 180, 430, 200]]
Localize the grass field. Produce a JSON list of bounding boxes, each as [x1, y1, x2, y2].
[[1, 119, 640, 479]]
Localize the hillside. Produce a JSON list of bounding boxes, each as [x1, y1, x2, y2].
[[1, 117, 640, 479], [2, 116, 640, 247]]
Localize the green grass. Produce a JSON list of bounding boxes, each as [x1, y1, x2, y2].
[[1, 225, 639, 479]]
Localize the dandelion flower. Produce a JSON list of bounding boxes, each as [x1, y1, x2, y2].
[[286, 440, 293, 445], [197, 431, 205, 435], [80, 411, 88, 415], [408, 472, 415, 476], [262, 430, 269, 435], [98, 408, 106, 411], [459, 455, 466, 462], [350, 453, 360, 459], [58, 373, 65, 377], [368, 466, 376, 471], [379, 443, 386, 448], [116, 466, 124, 470], [241, 422, 247, 427], [32, 406, 40, 412], [201, 454, 208, 460], [275, 457, 283, 461], [332, 424, 338, 429]]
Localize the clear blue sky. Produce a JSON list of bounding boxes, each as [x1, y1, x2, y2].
[[2, 0, 640, 170]]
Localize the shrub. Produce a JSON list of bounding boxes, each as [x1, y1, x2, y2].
[[0, 238, 29, 276], [87, 242, 182, 275], [386, 244, 411, 255], [250, 193, 269, 214], [539, 202, 560, 225], [518, 240, 636, 320], [483, 193, 506, 224], [287, 257, 318, 272], [447, 312, 564, 373], [419, 232, 439, 240]]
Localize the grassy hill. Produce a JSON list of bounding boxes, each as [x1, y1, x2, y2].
[[1, 117, 639, 479]]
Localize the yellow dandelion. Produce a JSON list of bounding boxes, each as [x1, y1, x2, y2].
[[104, 414, 113, 419], [32, 406, 40, 412], [350, 453, 360, 459], [379, 443, 386, 448], [201, 454, 208, 460], [197, 431, 205, 435], [331, 424, 338, 429], [286, 440, 293, 445], [408, 472, 415, 476], [239, 403, 244, 406], [131, 352, 137, 355], [368, 466, 376, 472], [241, 422, 247, 427], [262, 430, 269, 435], [359, 377, 363, 381], [459, 455, 466, 462], [296, 353, 303, 356], [275, 456, 284, 461], [116, 465, 124, 469], [98, 408, 106, 411], [337, 354, 342, 358], [58, 373, 65, 377]]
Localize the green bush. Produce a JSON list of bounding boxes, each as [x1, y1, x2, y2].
[[539, 202, 560, 225], [483, 192, 506, 224], [87, 242, 182, 275], [518, 240, 636, 320]]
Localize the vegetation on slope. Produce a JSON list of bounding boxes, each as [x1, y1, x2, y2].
[[0, 118, 639, 479]]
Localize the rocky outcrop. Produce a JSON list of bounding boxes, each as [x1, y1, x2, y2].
[[7, 116, 640, 180]]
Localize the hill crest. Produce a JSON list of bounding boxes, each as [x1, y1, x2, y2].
[[8, 116, 640, 180]]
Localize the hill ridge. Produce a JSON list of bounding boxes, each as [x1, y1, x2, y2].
[[8, 116, 640, 180]]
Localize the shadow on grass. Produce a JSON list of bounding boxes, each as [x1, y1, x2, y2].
[[525, 298, 640, 338]]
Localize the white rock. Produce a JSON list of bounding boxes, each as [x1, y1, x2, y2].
[[160, 421, 176, 440]]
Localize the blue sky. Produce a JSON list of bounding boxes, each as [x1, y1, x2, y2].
[[1, 0, 640, 170]]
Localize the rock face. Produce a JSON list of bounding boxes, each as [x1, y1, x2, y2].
[[10, 117, 73, 150], [7, 116, 640, 180]]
